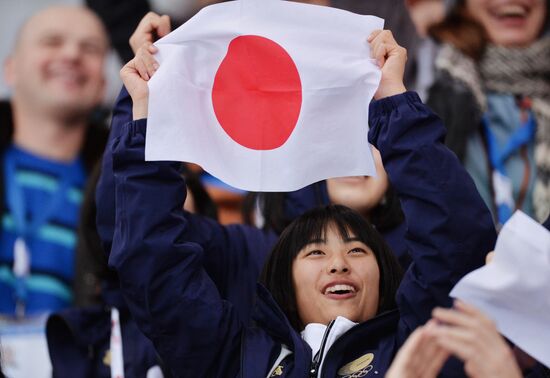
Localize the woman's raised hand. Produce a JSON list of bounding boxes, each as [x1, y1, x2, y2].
[[120, 43, 160, 119], [367, 30, 407, 100], [120, 12, 171, 120]]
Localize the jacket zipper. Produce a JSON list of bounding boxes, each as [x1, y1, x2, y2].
[[309, 319, 335, 378]]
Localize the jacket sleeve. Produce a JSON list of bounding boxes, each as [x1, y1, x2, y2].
[[109, 120, 243, 377], [368, 92, 497, 335], [95, 87, 275, 323], [96, 87, 133, 259]]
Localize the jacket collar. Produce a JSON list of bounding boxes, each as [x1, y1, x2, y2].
[[252, 283, 401, 377], [253, 283, 306, 349]]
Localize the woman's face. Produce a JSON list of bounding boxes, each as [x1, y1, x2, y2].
[[466, 0, 546, 47], [326, 147, 389, 216], [292, 225, 380, 326]]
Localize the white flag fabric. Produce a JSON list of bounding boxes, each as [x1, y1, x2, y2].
[[146, 0, 383, 191], [451, 211, 550, 369]]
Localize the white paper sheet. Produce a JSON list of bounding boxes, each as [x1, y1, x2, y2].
[[451, 211, 550, 368]]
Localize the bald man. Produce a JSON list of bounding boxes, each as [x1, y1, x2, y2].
[[0, 5, 109, 316]]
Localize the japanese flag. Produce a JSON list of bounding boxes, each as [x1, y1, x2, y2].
[[146, 0, 383, 192]]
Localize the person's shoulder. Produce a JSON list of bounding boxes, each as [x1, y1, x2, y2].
[[429, 69, 475, 101]]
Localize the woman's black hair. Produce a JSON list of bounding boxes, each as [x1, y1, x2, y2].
[[259, 204, 403, 331], [243, 182, 404, 235], [180, 165, 219, 220]]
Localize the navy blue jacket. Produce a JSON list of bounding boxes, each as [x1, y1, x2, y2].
[[46, 283, 166, 378], [109, 92, 496, 377]]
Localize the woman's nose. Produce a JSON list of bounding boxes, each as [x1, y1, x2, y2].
[[328, 256, 350, 274]]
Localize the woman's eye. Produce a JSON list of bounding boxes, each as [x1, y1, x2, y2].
[[349, 247, 367, 254], [306, 250, 324, 257]]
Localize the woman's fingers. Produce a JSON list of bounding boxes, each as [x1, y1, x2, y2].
[[432, 306, 477, 329], [424, 346, 450, 378], [453, 299, 487, 317], [129, 12, 172, 54], [430, 325, 477, 361], [134, 43, 160, 81], [367, 30, 407, 99], [120, 58, 149, 119], [427, 303, 522, 378], [367, 29, 383, 42], [387, 324, 448, 378], [156, 15, 171, 38], [373, 42, 388, 67], [386, 327, 424, 377]]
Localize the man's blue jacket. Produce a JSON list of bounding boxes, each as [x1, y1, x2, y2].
[[108, 92, 496, 377]]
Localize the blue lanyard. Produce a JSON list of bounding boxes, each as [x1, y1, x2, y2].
[[482, 110, 536, 225], [482, 113, 536, 175]]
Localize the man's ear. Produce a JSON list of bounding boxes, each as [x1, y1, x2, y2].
[[4, 56, 16, 87]]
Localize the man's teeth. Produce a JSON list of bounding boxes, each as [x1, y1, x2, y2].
[[325, 284, 356, 295], [49, 69, 83, 83], [497, 5, 527, 17]]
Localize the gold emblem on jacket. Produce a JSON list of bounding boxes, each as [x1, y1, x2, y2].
[[337, 353, 374, 377], [270, 365, 284, 376], [103, 350, 111, 366]]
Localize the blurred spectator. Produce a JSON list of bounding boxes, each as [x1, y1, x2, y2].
[[0, 6, 110, 375], [0, 5, 109, 316], [427, 0, 550, 225]]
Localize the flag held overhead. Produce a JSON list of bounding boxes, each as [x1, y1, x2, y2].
[[146, 0, 383, 192]]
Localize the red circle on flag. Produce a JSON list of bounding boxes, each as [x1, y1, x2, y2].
[[212, 35, 302, 150]]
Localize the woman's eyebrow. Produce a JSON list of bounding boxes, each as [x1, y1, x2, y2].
[[304, 236, 362, 246], [304, 238, 326, 246], [344, 237, 362, 243]]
